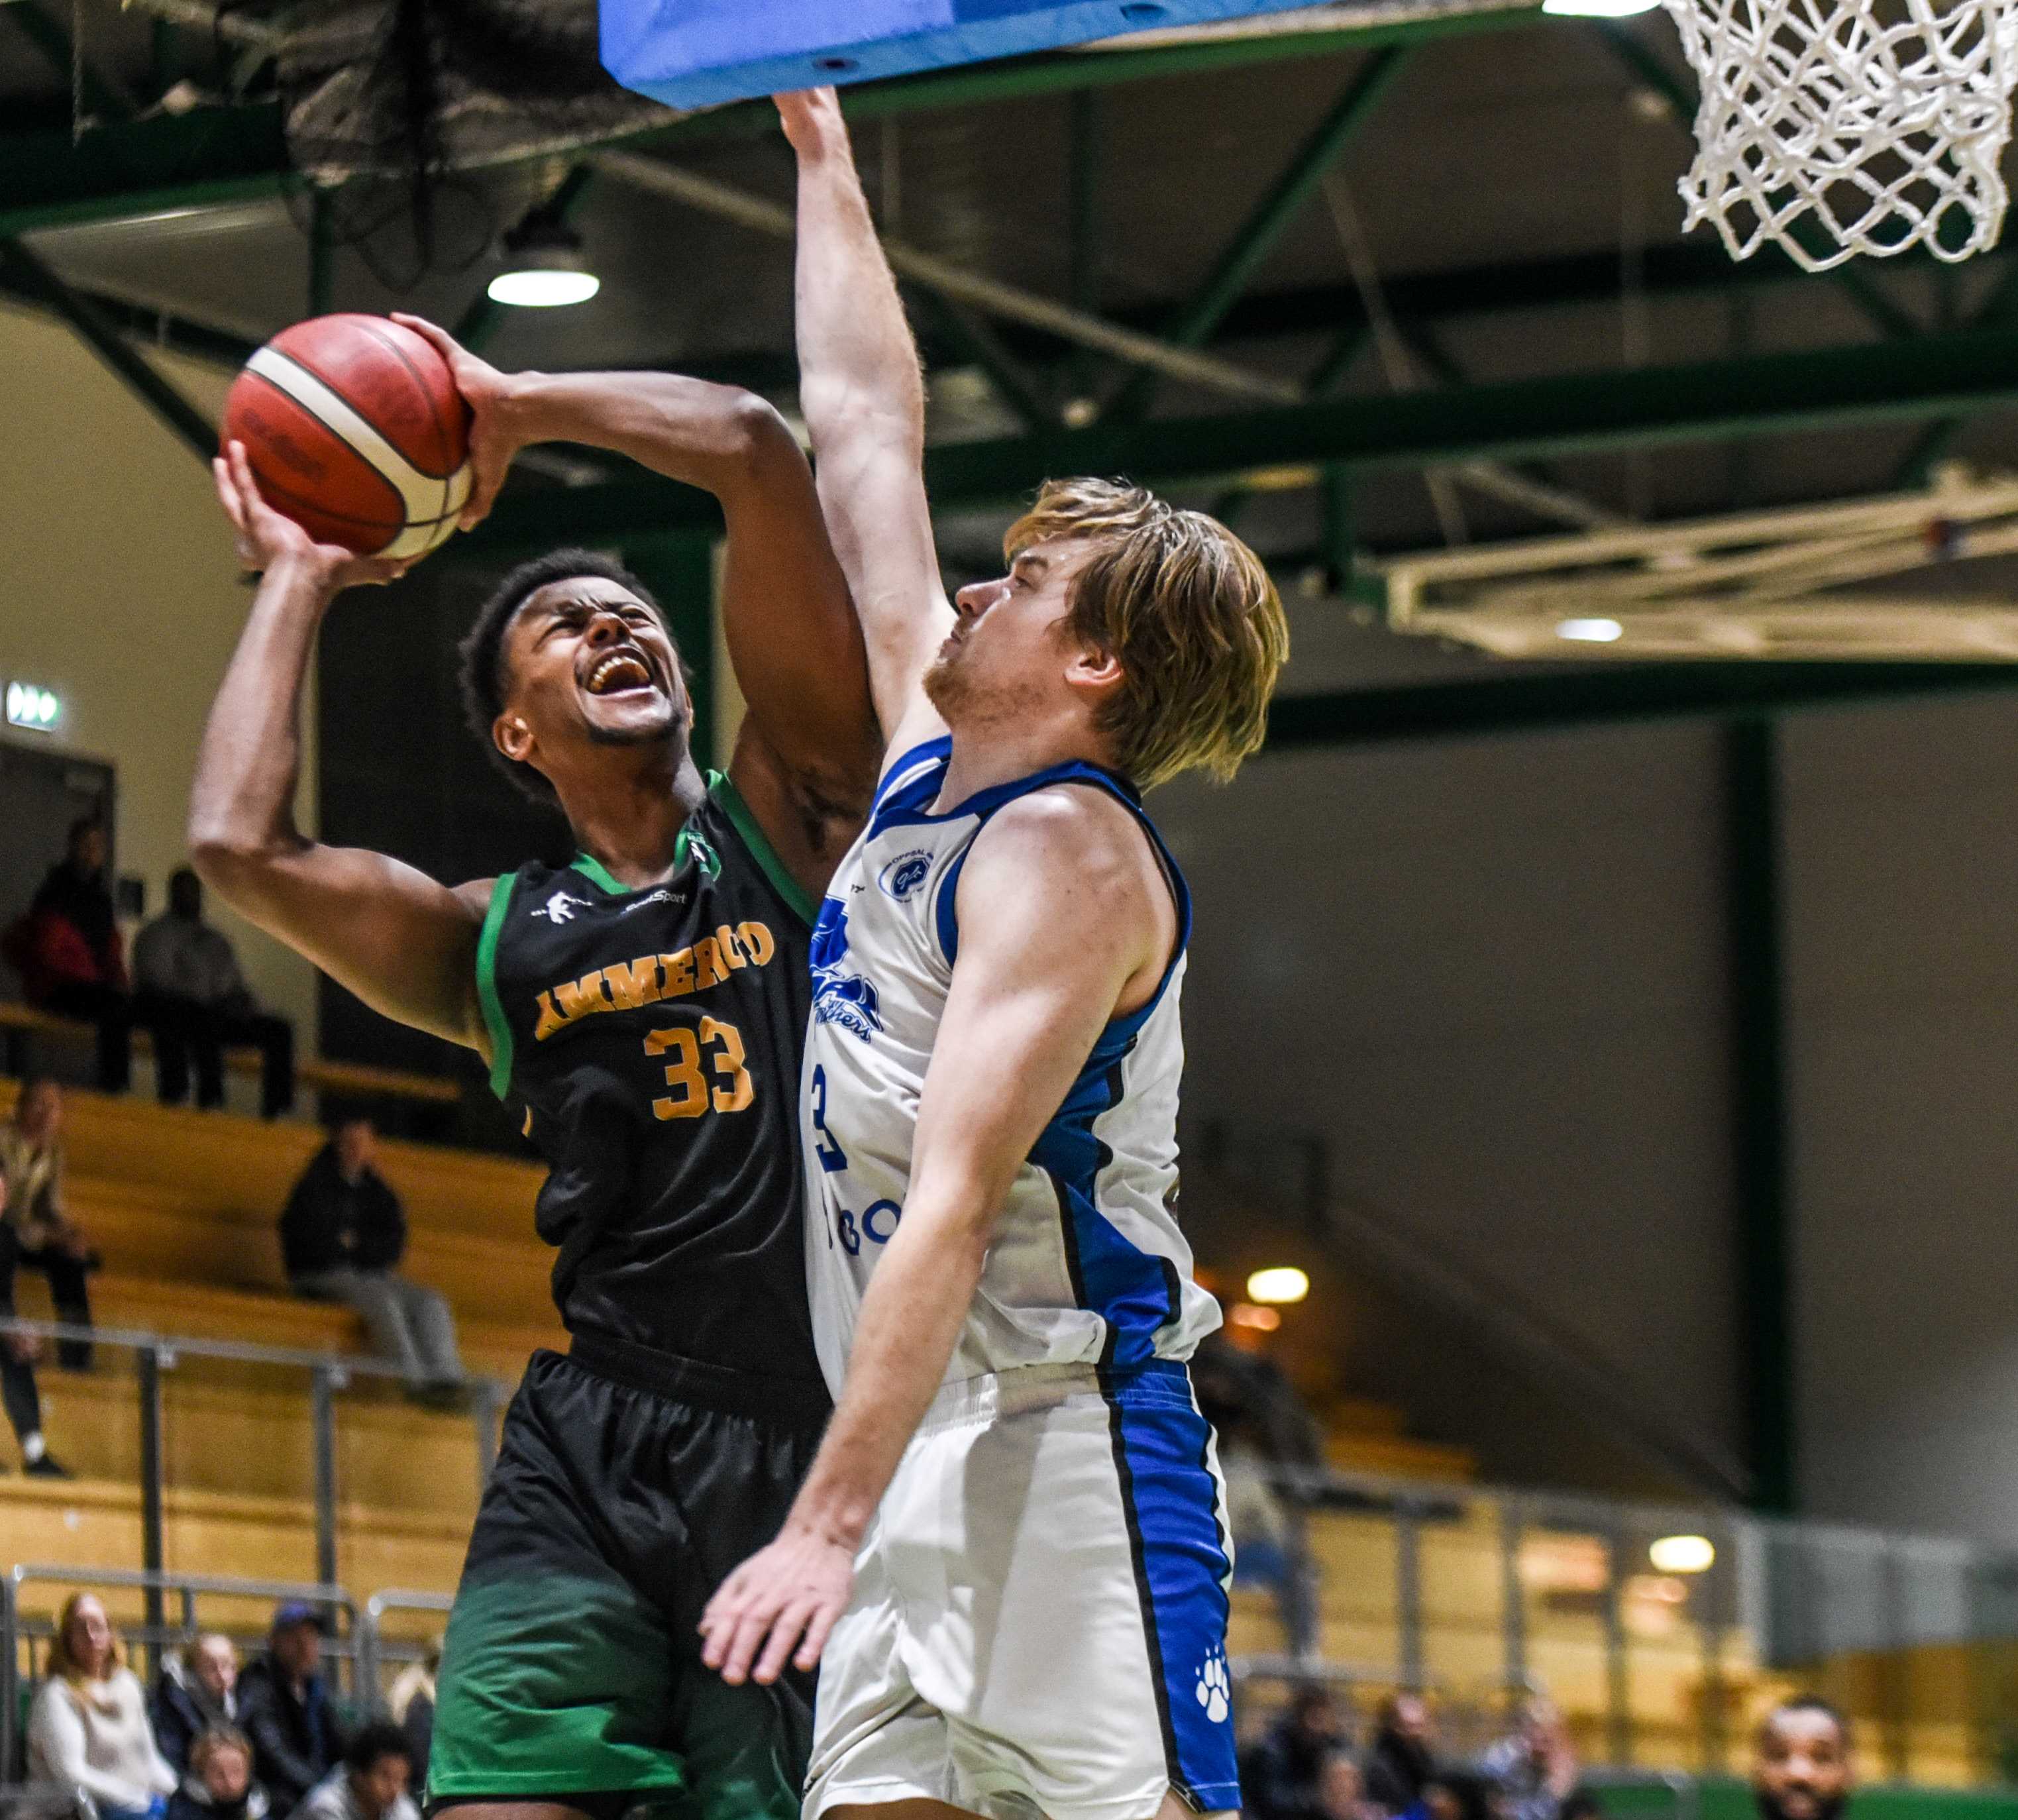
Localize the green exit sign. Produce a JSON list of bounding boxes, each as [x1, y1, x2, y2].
[[5, 681, 62, 731]]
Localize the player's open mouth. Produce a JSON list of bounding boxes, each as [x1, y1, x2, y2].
[[583, 648, 657, 697]]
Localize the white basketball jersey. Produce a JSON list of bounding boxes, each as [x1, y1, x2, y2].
[[800, 736, 1222, 1395]]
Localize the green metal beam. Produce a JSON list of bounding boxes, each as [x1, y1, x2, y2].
[[5, 0, 135, 124], [908, 287, 1057, 430], [1262, 661, 2018, 747], [1723, 717, 1795, 1515], [1106, 47, 1410, 420], [0, 103, 291, 239], [464, 324, 2018, 553], [1591, 23, 1921, 341], [1, 236, 215, 461]]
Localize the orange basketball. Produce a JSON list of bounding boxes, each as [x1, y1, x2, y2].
[[222, 313, 473, 560]]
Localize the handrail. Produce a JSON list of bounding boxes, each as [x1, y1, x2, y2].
[[356, 1589, 454, 1705]]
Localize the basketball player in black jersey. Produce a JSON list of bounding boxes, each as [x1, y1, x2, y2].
[[192, 328, 884, 1820]]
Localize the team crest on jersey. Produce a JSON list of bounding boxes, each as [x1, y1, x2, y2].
[[810, 900, 882, 1040], [878, 849, 932, 902], [532, 891, 588, 925]]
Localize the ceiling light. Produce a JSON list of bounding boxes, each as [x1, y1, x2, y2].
[[1544, 0, 1662, 16], [1246, 1267, 1310, 1305], [1557, 617, 1624, 642], [1648, 1534, 1717, 1574], [489, 218, 600, 309]]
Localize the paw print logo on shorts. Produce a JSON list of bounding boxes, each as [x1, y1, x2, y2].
[[1195, 1648, 1231, 1724]]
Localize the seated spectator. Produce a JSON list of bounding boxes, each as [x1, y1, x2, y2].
[[384, 1643, 437, 1795], [5, 818, 139, 1096], [236, 1605, 343, 1818], [1, 1080, 97, 1369], [1752, 1696, 1854, 1820], [290, 1724, 418, 1820], [168, 1728, 269, 1820], [1364, 1694, 1438, 1819], [1244, 1686, 1352, 1820], [1, 1169, 69, 1477], [1481, 1699, 1578, 1820], [133, 870, 294, 1121], [280, 1120, 462, 1402], [153, 1636, 240, 1778], [1318, 1748, 1380, 1820], [27, 1593, 176, 1820]]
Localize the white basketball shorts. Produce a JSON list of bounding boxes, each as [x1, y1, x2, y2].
[[804, 1359, 1240, 1820]]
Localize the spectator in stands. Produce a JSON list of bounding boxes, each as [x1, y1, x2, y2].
[[1318, 1749, 1381, 1820], [1244, 1685, 1354, 1820], [280, 1119, 463, 1403], [1, 1079, 97, 1369], [5, 818, 138, 1095], [1193, 1297, 1326, 1656], [1, 1168, 69, 1477], [168, 1728, 269, 1820], [384, 1642, 437, 1794], [290, 1723, 418, 1820], [153, 1636, 240, 1778], [1363, 1694, 1439, 1819], [27, 1592, 177, 1820], [133, 869, 294, 1122], [236, 1604, 343, 1817], [1752, 1697, 1854, 1820], [1481, 1699, 1579, 1820]]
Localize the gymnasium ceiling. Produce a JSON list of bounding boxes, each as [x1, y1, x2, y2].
[[10, 0, 2018, 700]]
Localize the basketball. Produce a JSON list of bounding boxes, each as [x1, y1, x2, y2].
[[221, 313, 474, 561]]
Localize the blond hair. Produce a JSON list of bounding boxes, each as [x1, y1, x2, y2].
[[47, 1593, 123, 1684], [1006, 478, 1288, 790]]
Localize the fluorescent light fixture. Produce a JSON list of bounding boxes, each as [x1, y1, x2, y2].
[[5, 681, 61, 731], [490, 217, 600, 309], [1557, 617, 1625, 642], [1246, 1266, 1310, 1306], [1648, 1534, 1717, 1574], [488, 268, 600, 308], [1544, 0, 1661, 16]]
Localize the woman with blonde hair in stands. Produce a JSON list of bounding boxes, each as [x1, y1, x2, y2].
[[27, 1591, 177, 1819]]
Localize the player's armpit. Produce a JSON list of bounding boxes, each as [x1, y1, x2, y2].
[[193, 839, 492, 1053]]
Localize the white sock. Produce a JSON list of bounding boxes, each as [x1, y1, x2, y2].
[[22, 1432, 46, 1464]]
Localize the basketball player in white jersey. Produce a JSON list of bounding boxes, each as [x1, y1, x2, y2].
[[699, 87, 1290, 1820]]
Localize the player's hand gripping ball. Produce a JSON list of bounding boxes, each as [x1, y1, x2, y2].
[[221, 313, 473, 561]]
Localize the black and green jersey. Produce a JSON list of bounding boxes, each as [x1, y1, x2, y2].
[[475, 771, 825, 1389]]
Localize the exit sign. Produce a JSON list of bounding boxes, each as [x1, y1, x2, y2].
[[6, 681, 62, 731], [604, 0, 1324, 109]]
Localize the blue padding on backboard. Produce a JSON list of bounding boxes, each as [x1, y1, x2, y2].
[[603, 0, 1324, 111]]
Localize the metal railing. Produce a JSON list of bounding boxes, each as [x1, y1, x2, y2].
[[0, 1314, 507, 1607], [354, 1589, 454, 1709], [1, 1567, 359, 1782]]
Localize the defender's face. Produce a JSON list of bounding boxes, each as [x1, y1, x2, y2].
[[928, 542, 1094, 725], [500, 578, 686, 766], [1755, 1712, 1850, 1820]]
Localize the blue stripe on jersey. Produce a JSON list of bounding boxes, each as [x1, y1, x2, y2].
[[870, 736, 952, 829], [1105, 1362, 1241, 1812]]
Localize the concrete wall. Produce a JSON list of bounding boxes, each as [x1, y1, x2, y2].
[[0, 300, 319, 1045]]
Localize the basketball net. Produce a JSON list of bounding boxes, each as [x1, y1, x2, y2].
[[1662, 0, 2018, 268]]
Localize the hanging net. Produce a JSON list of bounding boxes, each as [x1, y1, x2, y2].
[[1662, 0, 2018, 268]]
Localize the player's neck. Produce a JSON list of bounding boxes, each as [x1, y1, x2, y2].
[[557, 749, 710, 888], [936, 720, 1113, 808]]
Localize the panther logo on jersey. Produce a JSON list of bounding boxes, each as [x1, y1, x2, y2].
[[532, 891, 587, 926], [810, 899, 882, 1040], [878, 849, 932, 902]]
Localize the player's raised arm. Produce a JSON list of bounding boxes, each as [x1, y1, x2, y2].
[[396, 316, 880, 898], [191, 443, 494, 1050], [777, 87, 955, 758], [698, 788, 1173, 1686]]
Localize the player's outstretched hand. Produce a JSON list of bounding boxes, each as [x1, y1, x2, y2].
[[390, 313, 520, 531], [699, 1523, 854, 1686], [773, 85, 846, 159], [213, 441, 409, 592]]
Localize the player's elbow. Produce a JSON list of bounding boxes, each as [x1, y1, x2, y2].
[[187, 821, 286, 906]]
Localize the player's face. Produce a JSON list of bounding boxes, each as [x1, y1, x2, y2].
[[1754, 1711, 1851, 1820], [502, 578, 686, 765], [928, 541, 1099, 729]]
